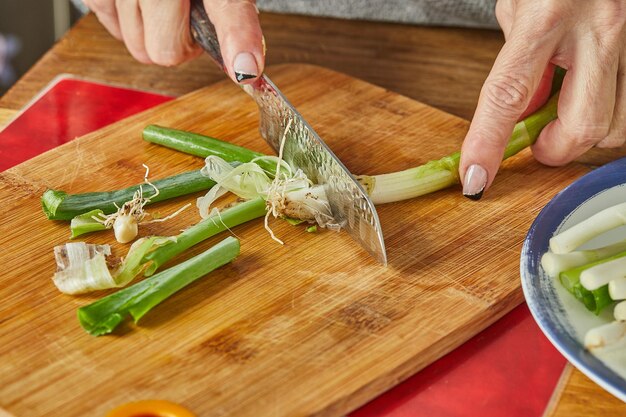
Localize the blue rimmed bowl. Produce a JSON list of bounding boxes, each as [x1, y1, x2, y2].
[[521, 156, 626, 401]]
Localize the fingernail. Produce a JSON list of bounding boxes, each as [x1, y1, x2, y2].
[[463, 164, 488, 201], [233, 52, 258, 83]]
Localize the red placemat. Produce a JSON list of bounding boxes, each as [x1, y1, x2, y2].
[[0, 75, 172, 171], [0, 76, 567, 416], [351, 303, 565, 417]]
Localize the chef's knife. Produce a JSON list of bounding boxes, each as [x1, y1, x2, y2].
[[189, 0, 387, 265]]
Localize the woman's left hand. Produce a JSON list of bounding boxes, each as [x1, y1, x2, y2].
[[459, 0, 626, 200]]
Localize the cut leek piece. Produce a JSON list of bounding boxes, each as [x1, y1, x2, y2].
[[559, 259, 616, 315], [609, 277, 626, 300], [70, 209, 108, 238], [549, 202, 626, 254], [614, 300, 626, 321], [144, 198, 266, 275], [541, 240, 626, 278], [53, 242, 115, 294], [581, 256, 626, 291], [42, 169, 214, 221], [584, 321, 626, 350], [77, 236, 240, 336], [144, 93, 560, 205]]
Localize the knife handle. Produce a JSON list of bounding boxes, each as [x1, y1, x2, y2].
[[190, 0, 225, 70]]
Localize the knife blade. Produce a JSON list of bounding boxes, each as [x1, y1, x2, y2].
[[190, 0, 387, 265]]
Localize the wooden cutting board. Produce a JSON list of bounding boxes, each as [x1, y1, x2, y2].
[[0, 64, 589, 417]]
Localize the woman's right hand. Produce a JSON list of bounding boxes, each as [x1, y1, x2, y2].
[[82, 0, 265, 84]]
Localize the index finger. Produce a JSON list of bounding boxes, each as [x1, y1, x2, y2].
[[459, 21, 561, 199]]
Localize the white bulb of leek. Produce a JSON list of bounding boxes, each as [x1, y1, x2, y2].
[[609, 277, 626, 300], [614, 300, 626, 321], [584, 321, 626, 350], [113, 214, 139, 243], [541, 239, 626, 278], [580, 257, 626, 291], [549, 202, 626, 254]]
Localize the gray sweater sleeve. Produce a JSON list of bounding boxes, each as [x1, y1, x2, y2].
[[257, 0, 498, 29], [74, 0, 498, 29]]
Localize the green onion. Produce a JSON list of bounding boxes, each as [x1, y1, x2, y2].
[[550, 202, 626, 254], [78, 236, 240, 336], [581, 256, 626, 291], [558, 251, 626, 315], [541, 239, 626, 278], [585, 321, 626, 350], [70, 209, 108, 238], [143, 125, 277, 174], [559, 271, 612, 315], [144, 198, 266, 275], [357, 93, 560, 204], [42, 169, 215, 221], [144, 94, 560, 206]]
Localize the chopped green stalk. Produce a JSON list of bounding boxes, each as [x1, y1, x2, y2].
[[143, 94, 559, 206], [357, 93, 560, 204], [541, 239, 626, 278], [113, 237, 167, 287], [550, 202, 626, 254], [357, 154, 460, 204], [581, 256, 626, 291], [306, 225, 318, 233], [558, 251, 626, 314], [70, 209, 108, 238], [42, 169, 215, 221], [143, 125, 277, 174], [144, 198, 266, 275], [560, 271, 612, 315], [78, 236, 240, 336]]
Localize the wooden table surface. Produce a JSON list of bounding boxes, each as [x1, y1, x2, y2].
[[1, 12, 625, 417]]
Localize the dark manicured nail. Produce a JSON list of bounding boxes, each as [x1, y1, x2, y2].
[[462, 164, 487, 201], [233, 52, 258, 83]]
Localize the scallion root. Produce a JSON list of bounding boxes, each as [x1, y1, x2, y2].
[[197, 119, 339, 244], [93, 164, 189, 243]]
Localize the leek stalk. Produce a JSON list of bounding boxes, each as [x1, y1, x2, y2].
[[540, 239, 626, 278], [143, 93, 560, 205], [358, 93, 559, 204], [144, 198, 266, 275], [78, 236, 240, 336], [558, 251, 626, 315], [550, 202, 626, 254], [42, 169, 215, 221], [143, 125, 277, 174]]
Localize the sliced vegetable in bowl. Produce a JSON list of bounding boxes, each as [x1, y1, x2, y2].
[[542, 202, 626, 346], [521, 156, 626, 401]]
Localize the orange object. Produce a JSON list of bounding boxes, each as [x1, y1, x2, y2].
[[105, 400, 196, 417]]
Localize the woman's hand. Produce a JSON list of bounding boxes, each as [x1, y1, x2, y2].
[[459, 0, 626, 199], [82, 0, 265, 84]]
